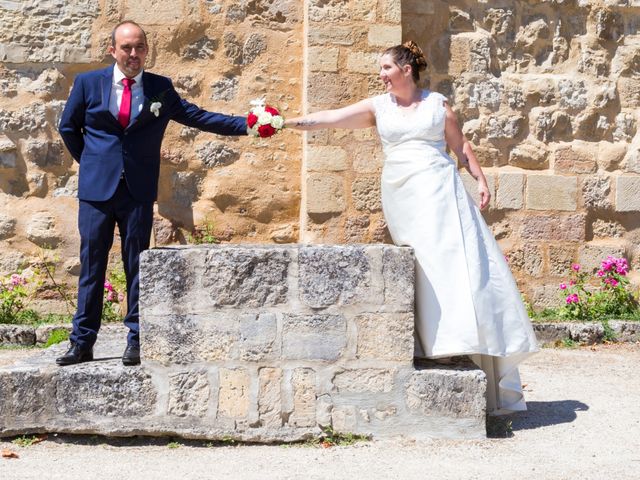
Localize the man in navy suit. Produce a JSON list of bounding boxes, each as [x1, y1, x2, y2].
[[57, 20, 248, 366]]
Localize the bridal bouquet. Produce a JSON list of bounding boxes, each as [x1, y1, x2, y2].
[[247, 98, 284, 138]]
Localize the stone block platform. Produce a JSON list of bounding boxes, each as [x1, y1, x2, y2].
[[0, 245, 487, 441]]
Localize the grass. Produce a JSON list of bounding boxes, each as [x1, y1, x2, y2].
[[43, 328, 70, 348], [303, 427, 370, 448], [530, 309, 640, 322], [12, 435, 47, 447], [0, 310, 72, 327]]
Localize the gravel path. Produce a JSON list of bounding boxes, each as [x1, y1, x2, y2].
[[1, 343, 639, 480]]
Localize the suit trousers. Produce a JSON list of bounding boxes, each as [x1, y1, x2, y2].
[[71, 178, 154, 349]]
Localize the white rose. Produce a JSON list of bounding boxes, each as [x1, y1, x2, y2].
[[257, 111, 273, 125], [271, 115, 284, 129]]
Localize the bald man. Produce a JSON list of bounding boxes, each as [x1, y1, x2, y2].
[[57, 21, 248, 366]]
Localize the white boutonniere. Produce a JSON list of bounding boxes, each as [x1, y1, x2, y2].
[[150, 102, 162, 117]]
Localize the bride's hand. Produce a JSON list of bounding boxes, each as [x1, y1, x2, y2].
[[478, 183, 491, 210]]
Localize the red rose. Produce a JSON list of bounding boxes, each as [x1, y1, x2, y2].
[[247, 112, 258, 128], [265, 105, 279, 116], [258, 124, 276, 138]]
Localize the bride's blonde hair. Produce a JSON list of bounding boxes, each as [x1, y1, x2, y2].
[[383, 41, 428, 83]]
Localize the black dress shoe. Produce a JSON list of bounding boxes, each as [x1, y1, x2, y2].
[[56, 343, 93, 366], [122, 344, 140, 366]]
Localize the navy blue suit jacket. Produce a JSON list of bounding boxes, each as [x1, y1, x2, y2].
[[58, 65, 247, 202]]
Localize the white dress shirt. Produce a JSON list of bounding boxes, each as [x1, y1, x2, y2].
[[109, 65, 145, 124]]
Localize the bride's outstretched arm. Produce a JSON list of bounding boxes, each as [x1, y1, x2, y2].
[[285, 99, 376, 130], [443, 102, 491, 210]]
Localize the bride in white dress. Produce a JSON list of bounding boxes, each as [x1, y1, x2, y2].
[[286, 41, 539, 415]]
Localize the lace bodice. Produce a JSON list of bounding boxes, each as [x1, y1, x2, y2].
[[372, 90, 448, 158]]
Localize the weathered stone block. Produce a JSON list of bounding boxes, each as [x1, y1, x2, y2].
[[548, 245, 576, 276], [578, 244, 626, 273], [346, 52, 379, 74], [258, 367, 283, 428], [298, 245, 371, 307], [307, 146, 347, 171], [352, 175, 381, 212], [331, 405, 358, 432], [0, 325, 36, 347], [56, 365, 156, 417], [0, 213, 16, 240], [382, 246, 414, 308], [367, 25, 402, 47], [460, 172, 495, 208], [610, 321, 640, 342], [306, 174, 345, 215], [405, 368, 486, 418], [142, 312, 278, 364], [203, 248, 289, 307], [332, 369, 394, 393], [26, 212, 61, 247], [218, 368, 250, 419], [509, 140, 549, 170], [526, 175, 577, 211], [196, 141, 240, 168], [242, 33, 267, 65], [308, 26, 361, 46], [449, 32, 497, 76], [554, 145, 597, 174], [582, 176, 611, 209], [355, 313, 414, 362], [615, 176, 640, 212], [497, 172, 524, 210], [282, 314, 347, 361], [521, 214, 585, 241], [308, 47, 339, 72], [617, 77, 640, 108], [140, 249, 193, 311], [168, 370, 211, 418], [568, 323, 604, 344], [0, 368, 55, 420], [533, 323, 570, 344], [289, 368, 316, 427], [125, 0, 185, 24]]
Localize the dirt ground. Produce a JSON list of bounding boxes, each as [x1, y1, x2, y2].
[[1, 343, 639, 480]]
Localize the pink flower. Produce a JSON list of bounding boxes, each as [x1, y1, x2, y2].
[[559, 283, 567, 290], [597, 270, 605, 277], [106, 291, 115, 302], [569, 280, 576, 286], [566, 293, 580, 304], [572, 264, 581, 272], [117, 293, 125, 303], [610, 279, 619, 287], [616, 266, 628, 275], [104, 281, 113, 292], [10, 274, 22, 286]]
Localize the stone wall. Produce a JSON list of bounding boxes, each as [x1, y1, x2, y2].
[[0, 245, 487, 441], [0, 0, 304, 311], [300, 0, 640, 307], [1, 0, 639, 311]]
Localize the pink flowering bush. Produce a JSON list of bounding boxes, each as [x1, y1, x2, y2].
[[558, 256, 638, 320], [0, 270, 40, 324], [102, 266, 127, 323]]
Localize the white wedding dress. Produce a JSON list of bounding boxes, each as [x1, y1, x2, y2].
[[373, 90, 539, 414]]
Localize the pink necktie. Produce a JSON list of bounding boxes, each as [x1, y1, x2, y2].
[[118, 78, 135, 128]]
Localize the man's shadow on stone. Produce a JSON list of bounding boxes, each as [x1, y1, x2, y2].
[[510, 400, 589, 431]]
